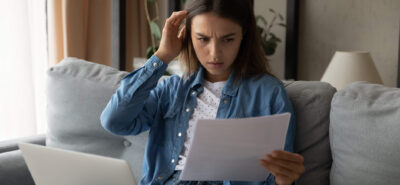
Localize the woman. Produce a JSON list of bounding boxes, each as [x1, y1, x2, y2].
[[100, 0, 305, 185]]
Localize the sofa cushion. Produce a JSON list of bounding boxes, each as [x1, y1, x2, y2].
[[284, 81, 336, 185], [46, 57, 147, 182], [330, 82, 400, 185], [0, 150, 34, 185], [47, 58, 336, 184]]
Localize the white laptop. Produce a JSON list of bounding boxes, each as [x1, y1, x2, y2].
[[18, 142, 137, 185]]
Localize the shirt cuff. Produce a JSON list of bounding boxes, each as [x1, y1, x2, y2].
[[144, 54, 168, 73]]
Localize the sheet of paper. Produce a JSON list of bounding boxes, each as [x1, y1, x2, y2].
[[179, 113, 291, 182]]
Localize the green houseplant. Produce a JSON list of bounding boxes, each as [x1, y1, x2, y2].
[[144, 0, 173, 75], [256, 8, 286, 56], [144, 0, 161, 59]]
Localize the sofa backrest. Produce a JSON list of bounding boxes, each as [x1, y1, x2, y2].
[[330, 82, 400, 185], [284, 81, 336, 185], [46, 58, 336, 185], [46, 58, 147, 182]]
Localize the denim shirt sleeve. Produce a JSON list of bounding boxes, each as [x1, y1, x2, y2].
[[100, 55, 168, 136], [266, 84, 297, 185]]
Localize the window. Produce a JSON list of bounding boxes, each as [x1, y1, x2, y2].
[[0, 0, 48, 141]]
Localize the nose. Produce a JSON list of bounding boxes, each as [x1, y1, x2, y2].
[[209, 40, 221, 60]]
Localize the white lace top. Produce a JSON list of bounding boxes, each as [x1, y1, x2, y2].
[[175, 80, 227, 170]]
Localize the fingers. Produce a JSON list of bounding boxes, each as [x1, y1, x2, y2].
[[259, 151, 306, 185], [264, 154, 305, 175], [173, 11, 188, 26], [275, 174, 295, 185], [164, 11, 188, 39], [260, 159, 295, 185], [260, 159, 293, 176], [156, 11, 188, 63], [260, 158, 302, 185], [178, 26, 186, 40], [166, 11, 188, 28], [270, 150, 304, 163]]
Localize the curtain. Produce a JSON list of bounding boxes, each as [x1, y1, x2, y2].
[[0, 0, 162, 141], [47, 0, 111, 66], [47, 0, 155, 71], [0, 0, 48, 141], [126, 0, 152, 71]]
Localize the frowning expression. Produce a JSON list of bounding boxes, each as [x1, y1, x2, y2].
[[191, 12, 243, 82]]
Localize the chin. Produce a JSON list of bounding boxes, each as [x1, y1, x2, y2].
[[206, 69, 223, 75], [205, 69, 230, 79]]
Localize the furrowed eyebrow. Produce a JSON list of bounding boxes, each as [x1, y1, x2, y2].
[[195, 33, 209, 37], [195, 32, 236, 38], [221, 33, 236, 38]]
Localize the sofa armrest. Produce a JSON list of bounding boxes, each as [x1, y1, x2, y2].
[[0, 135, 45, 185], [0, 134, 46, 154], [0, 150, 35, 185]]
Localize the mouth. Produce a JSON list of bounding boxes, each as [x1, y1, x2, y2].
[[207, 61, 224, 65], [207, 62, 224, 68]]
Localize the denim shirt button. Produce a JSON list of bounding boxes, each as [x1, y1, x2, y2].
[[191, 91, 196, 95], [123, 140, 131, 147], [171, 159, 175, 163], [157, 176, 163, 180], [223, 99, 229, 104], [153, 62, 158, 67], [178, 132, 182, 137], [185, 108, 190, 112]]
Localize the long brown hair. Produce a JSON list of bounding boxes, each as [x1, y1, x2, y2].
[[178, 0, 274, 80]]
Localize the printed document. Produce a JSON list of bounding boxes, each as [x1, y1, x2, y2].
[[179, 113, 291, 182]]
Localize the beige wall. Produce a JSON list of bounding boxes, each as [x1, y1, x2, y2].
[[298, 0, 400, 87]]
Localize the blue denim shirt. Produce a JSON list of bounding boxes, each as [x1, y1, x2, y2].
[[100, 55, 296, 185]]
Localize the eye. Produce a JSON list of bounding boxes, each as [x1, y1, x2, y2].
[[224, 38, 234, 43], [197, 37, 209, 42]]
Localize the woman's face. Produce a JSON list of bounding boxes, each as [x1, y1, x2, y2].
[[191, 12, 243, 82]]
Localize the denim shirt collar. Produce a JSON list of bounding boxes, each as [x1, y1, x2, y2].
[[190, 66, 239, 97]]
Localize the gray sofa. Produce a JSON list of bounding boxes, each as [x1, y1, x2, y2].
[[1, 57, 399, 185]]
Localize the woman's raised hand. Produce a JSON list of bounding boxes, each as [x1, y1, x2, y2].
[[155, 11, 188, 64]]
